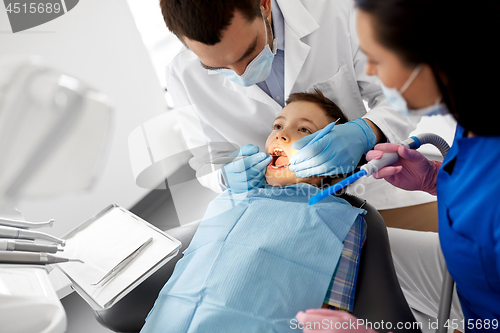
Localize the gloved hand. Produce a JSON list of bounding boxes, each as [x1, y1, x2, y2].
[[289, 119, 377, 178], [296, 309, 378, 333], [221, 144, 272, 193], [365, 143, 441, 195]]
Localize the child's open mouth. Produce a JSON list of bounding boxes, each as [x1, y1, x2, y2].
[[268, 148, 290, 170]]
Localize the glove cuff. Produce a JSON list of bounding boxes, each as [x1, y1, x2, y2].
[[422, 160, 442, 195], [351, 118, 378, 152]]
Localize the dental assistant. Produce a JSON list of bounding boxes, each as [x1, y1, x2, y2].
[[297, 0, 500, 332], [159, 0, 417, 196]]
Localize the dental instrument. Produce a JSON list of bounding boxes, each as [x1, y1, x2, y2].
[[0, 217, 55, 229], [0, 225, 66, 246], [207, 156, 247, 164], [92, 237, 153, 287], [309, 133, 450, 205], [210, 120, 340, 166], [270, 119, 341, 169], [300, 118, 339, 150], [0, 239, 61, 253], [0, 251, 83, 265]]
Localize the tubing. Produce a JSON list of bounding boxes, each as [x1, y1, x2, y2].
[[402, 133, 450, 158], [308, 169, 367, 205], [410, 133, 453, 333]]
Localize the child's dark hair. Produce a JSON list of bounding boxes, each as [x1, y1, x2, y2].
[[286, 88, 348, 125], [286, 88, 366, 191]]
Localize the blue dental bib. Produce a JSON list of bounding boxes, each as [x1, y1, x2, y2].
[[141, 184, 365, 333]]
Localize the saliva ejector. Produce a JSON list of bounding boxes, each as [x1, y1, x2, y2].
[[309, 133, 450, 205]]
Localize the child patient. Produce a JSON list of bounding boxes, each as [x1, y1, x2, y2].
[[265, 89, 350, 188], [265, 89, 366, 311], [141, 90, 367, 333]]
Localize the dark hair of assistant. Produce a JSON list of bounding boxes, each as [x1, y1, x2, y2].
[[159, 0, 261, 45], [354, 0, 500, 136]]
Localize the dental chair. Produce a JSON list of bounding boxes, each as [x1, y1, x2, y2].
[[93, 193, 420, 333]]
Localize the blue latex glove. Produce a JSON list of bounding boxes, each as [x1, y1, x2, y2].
[[221, 144, 272, 193], [288, 118, 377, 178]]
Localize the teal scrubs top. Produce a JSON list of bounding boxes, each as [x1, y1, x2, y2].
[[437, 124, 500, 332]]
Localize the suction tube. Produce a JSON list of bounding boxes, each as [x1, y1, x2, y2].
[[309, 170, 368, 205], [402, 133, 450, 158], [308, 133, 450, 205]]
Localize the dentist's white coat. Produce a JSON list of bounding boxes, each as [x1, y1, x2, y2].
[[166, 0, 421, 207]]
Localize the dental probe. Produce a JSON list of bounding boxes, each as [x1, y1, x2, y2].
[[0, 239, 61, 253], [309, 152, 399, 205], [0, 251, 83, 265], [300, 118, 339, 150], [209, 119, 340, 165], [0, 217, 55, 229], [272, 119, 340, 169], [0, 226, 66, 246]]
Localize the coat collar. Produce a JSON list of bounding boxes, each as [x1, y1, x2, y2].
[[278, 0, 319, 40], [212, 0, 319, 106], [279, 0, 319, 98], [222, 77, 280, 109]]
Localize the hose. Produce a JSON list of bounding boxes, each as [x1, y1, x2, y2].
[[402, 133, 450, 158]]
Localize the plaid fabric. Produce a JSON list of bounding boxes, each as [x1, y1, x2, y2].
[[324, 215, 367, 311]]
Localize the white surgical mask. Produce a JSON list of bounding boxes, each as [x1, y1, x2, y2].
[[216, 12, 277, 87], [379, 64, 448, 117]]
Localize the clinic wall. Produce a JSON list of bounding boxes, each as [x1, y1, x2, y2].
[[0, 0, 167, 236]]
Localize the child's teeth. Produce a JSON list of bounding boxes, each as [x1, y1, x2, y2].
[[270, 163, 290, 169]]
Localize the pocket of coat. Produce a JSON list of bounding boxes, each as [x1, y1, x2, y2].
[[306, 65, 366, 120]]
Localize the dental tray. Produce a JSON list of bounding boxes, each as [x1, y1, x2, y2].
[[56, 204, 181, 310]]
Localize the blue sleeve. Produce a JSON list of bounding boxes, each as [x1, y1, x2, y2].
[[495, 207, 500, 277]]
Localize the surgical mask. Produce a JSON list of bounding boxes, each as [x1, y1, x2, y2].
[[216, 13, 277, 87], [379, 64, 448, 117]]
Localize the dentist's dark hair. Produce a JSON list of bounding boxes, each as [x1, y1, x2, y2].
[[354, 0, 500, 135], [159, 0, 261, 45]]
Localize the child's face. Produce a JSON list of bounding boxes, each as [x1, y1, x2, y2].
[[265, 101, 332, 187]]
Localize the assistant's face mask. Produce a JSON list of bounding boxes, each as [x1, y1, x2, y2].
[[216, 12, 277, 87], [379, 64, 448, 117]]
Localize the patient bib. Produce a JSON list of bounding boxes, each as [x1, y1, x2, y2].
[[141, 184, 366, 333]]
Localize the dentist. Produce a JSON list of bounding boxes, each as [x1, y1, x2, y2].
[[159, 0, 417, 194], [297, 0, 500, 332]]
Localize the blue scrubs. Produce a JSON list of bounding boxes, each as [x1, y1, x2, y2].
[[437, 124, 500, 332]]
